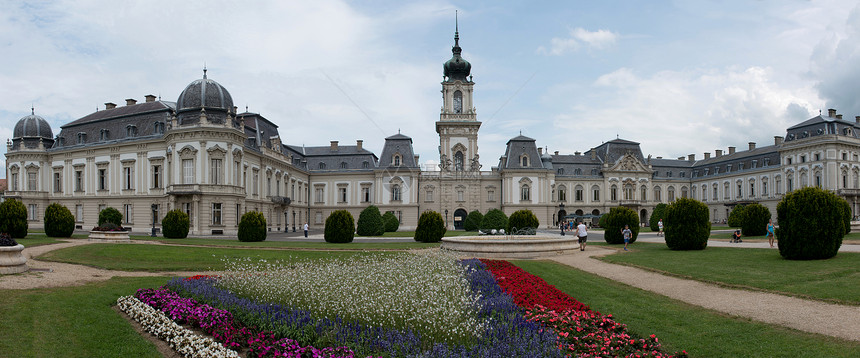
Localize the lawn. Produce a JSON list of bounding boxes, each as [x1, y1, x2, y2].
[[37, 244, 383, 271], [357, 230, 477, 237], [15, 236, 65, 247], [516, 260, 860, 358], [599, 242, 860, 304], [130, 236, 441, 250]]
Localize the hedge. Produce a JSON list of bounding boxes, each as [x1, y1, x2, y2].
[[463, 210, 483, 232], [481, 209, 508, 232], [0, 199, 28, 238], [98, 207, 123, 226], [382, 211, 400, 233], [776, 187, 849, 260], [507, 209, 539, 233], [325, 210, 355, 243], [740, 203, 770, 236], [162, 209, 190, 239], [600, 207, 639, 244], [414, 211, 445, 243], [664, 197, 710, 250], [649, 203, 668, 232], [238, 211, 267, 242], [356, 206, 385, 236], [44, 203, 74, 238]]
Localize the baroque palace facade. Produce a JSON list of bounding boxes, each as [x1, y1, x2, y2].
[[7, 29, 860, 235]]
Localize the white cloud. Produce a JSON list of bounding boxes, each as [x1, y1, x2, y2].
[[538, 27, 619, 55], [809, 4, 860, 116]]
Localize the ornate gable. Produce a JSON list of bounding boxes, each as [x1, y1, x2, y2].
[[606, 152, 651, 173]]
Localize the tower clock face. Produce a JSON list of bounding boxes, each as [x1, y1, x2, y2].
[[453, 96, 462, 113]]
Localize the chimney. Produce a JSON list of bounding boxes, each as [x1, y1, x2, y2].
[[144, 94, 156, 102], [414, 155, 419, 163], [574, 151, 581, 156], [856, 116, 860, 124], [837, 114, 843, 120], [125, 98, 137, 106], [688, 154, 695, 161], [828, 108, 836, 118], [728, 146, 736, 154], [554, 151, 559, 155], [656, 156, 662, 159], [715, 149, 723, 157], [538, 147, 543, 155], [704, 152, 711, 159], [774, 136, 784, 146], [749, 142, 756, 150], [330, 141, 338, 152], [356, 140, 363, 151], [677, 157, 684, 160], [105, 102, 117, 109]]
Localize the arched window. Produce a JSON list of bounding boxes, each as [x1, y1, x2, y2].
[[575, 185, 584, 201], [574, 168, 582, 175], [558, 186, 566, 202], [340, 162, 348, 169], [668, 186, 675, 202], [800, 172, 808, 187], [611, 185, 618, 201], [521, 155, 529, 167], [362, 161, 370, 169], [454, 151, 464, 171], [623, 183, 634, 200], [392, 184, 401, 201], [521, 184, 530, 201], [393, 154, 401, 166], [592, 185, 600, 201], [724, 182, 730, 199], [653, 186, 662, 202], [681, 186, 688, 198], [318, 162, 326, 170], [557, 168, 564, 175], [453, 90, 463, 113], [641, 185, 648, 201]]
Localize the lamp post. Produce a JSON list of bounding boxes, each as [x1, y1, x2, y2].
[[444, 209, 448, 230], [151, 204, 158, 237]]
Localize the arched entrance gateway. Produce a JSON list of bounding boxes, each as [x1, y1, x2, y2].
[[453, 208, 468, 230], [640, 209, 648, 225], [557, 209, 567, 225]]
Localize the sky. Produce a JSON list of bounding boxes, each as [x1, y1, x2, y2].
[[2, 0, 860, 176]]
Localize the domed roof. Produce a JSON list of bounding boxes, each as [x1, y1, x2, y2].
[[176, 69, 234, 113], [13, 110, 53, 140], [443, 30, 471, 82]]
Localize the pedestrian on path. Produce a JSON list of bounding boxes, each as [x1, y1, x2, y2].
[[658, 219, 664, 236], [577, 221, 588, 251], [622, 225, 632, 251], [766, 219, 775, 248], [731, 229, 742, 243], [303, 222, 309, 238]]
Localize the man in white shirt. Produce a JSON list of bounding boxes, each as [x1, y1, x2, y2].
[[576, 221, 588, 251], [303, 222, 309, 238]]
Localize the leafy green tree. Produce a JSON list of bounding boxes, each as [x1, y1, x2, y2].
[[238, 211, 267, 242], [44, 203, 75, 238], [356, 205, 385, 236], [649, 203, 668, 231], [0, 199, 28, 238], [463, 210, 483, 232], [664, 198, 711, 250], [162, 209, 190, 239], [507, 209, 539, 233], [98, 207, 123, 226], [600, 207, 639, 244], [740, 203, 771, 236], [382, 211, 400, 232], [727, 205, 746, 228], [776, 187, 849, 260], [414, 211, 446, 243], [325, 210, 355, 243], [480, 209, 508, 232]]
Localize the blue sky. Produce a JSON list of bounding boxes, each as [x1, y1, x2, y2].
[[2, 0, 859, 176]]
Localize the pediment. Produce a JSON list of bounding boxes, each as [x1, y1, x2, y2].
[[606, 153, 650, 173]]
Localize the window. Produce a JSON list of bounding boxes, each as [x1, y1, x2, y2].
[[362, 187, 371, 202], [27, 172, 36, 191], [315, 212, 323, 224], [341, 162, 348, 169], [126, 125, 137, 137], [392, 184, 401, 201], [211, 159, 222, 185], [488, 190, 495, 202], [593, 187, 600, 201], [76, 205, 83, 222], [787, 157, 792, 165], [667, 171, 673, 177], [98, 169, 106, 190], [75, 170, 84, 192], [668, 187, 675, 202], [54, 172, 62, 192], [235, 162, 241, 185], [339, 187, 347, 202], [363, 161, 370, 169], [11, 173, 18, 191], [611, 185, 617, 201], [182, 203, 193, 224], [521, 156, 529, 167], [77, 132, 86, 144], [557, 168, 564, 175], [236, 204, 241, 226], [712, 185, 717, 200], [763, 180, 768, 195], [212, 203, 222, 225], [750, 181, 755, 197], [100, 129, 109, 141], [425, 189, 434, 202], [99, 204, 106, 213], [624, 184, 634, 200], [576, 186, 584, 201], [124, 204, 132, 224], [253, 170, 259, 195], [724, 182, 730, 199], [276, 179, 281, 196], [843, 153, 848, 160], [521, 185, 530, 201], [739, 163, 744, 170], [815, 173, 822, 187], [680, 171, 686, 177], [814, 153, 821, 161], [558, 187, 566, 202], [319, 162, 326, 169], [315, 188, 324, 203], [457, 190, 464, 201], [653, 187, 661, 202], [123, 166, 133, 190], [393, 155, 401, 166], [152, 165, 161, 188], [787, 177, 794, 192], [28, 204, 37, 220], [737, 182, 743, 198], [453, 90, 463, 113], [642, 186, 648, 201], [801, 155, 806, 163], [680, 187, 688, 199], [454, 151, 464, 171], [183, 159, 194, 184], [776, 177, 782, 194], [267, 177, 271, 196]]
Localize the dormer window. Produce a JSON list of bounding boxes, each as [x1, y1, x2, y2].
[[574, 168, 582, 175], [453, 90, 463, 114], [126, 125, 137, 137], [319, 162, 326, 169], [100, 129, 109, 141], [362, 161, 370, 169], [521, 155, 529, 167], [557, 168, 564, 175], [77, 132, 86, 144], [341, 162, 348, 169], [393, 154, 402, 166], [154, 122, 165, 134]]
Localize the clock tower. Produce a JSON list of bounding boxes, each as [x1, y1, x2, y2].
[[437, 18, 481, 172]]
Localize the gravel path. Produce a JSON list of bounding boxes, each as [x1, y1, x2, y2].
[[549, 247, 860, 342]]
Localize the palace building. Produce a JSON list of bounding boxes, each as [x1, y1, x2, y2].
[[6, 28, 860, 235]]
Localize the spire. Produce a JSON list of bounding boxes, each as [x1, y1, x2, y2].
[[203, 63, 208, 79], [31, 105, 34, 115], [454, 10, 459, 48]]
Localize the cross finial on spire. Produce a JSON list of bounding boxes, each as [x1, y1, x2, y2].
[[454, 10, 460, 47], [398, 128, 401, 134], [31, 104, 34, 115], [519, 130, 522, 135], [203, 63, 208, 79]]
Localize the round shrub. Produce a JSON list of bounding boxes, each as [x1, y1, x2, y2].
[[162, 209, 190, 239], [740, 203, 771, 236], [480, 209, 508, 232], [325, 210, 355, 243], [238, 211, 267, 242], [599, 206, 639, 244], [98, 207, 123, 226], [507, 209, 539, 233], [727, 205, 746, 228], [356, 205, 385, 236], [382, 211, 400, 233], [664, 197, 711, 250], [415, 211, 446, 243], [0, 199, 28, 239], [649, 203, 668, 232], [776, 186, 849, 260], [463, 210, 483, 232], [44, 203, 75, 238]]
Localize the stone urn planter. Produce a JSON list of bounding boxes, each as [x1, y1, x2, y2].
[[0, 244, 29, 274], [89, 230, 131, 241]]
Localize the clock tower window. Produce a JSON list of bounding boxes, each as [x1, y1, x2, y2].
[[454, 151, 464, 171], [453, 90, 463, 114]]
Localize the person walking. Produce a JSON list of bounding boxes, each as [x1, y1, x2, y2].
[[576, 221, 588, 251], [658, 219, 664, 236], [622, 224, 633, 251], [303, 222, 309, 238], [766, 219, 775, 248]]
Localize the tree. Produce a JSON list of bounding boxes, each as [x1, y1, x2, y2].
[[727, 205, 746, 228], [649, 203, 668, 231], [356, 206, 385, 236], [325, 210, 355, 243], [664, 198, 711, 250], [238, 211, 267, 242], [481, 209, 508, 232], [776, 187, 849, 260], [98, 207, 123, 226], [0, 199, 28, 238], [162, 209, 190, 239], [463, 210, 483, 232], [600, 207, 639, 244], [414, 211, 446, 243], [507, 209, 539, 233], [740, 203, 771, 236], [44, 203, 74, 238], [382, 211, 400, 232]]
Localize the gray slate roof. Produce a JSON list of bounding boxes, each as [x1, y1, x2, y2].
[[378, 133, 418, 168]]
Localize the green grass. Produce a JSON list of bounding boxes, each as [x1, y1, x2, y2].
[[599, 242, 860, 304], [0, 277, 167, 358], [515, 260, 860, 358], [15, 236, 65, 247], [130, 237, 440, 250], [38, 244, 383, 271], [357, 230, 476, 237]]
